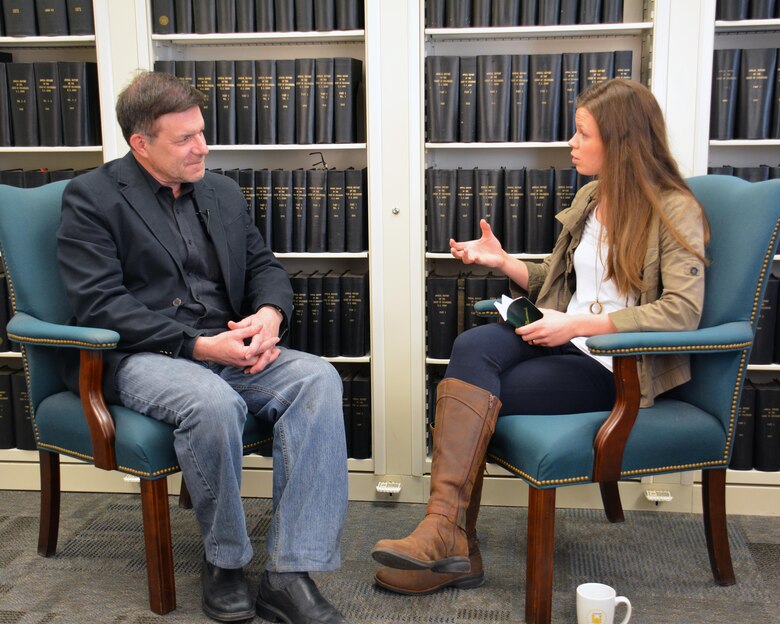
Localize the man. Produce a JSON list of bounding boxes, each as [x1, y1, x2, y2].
[[57, 71, 349, 624]]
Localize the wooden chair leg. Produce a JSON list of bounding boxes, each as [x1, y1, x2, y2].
[[37, 450, 61, 557], [526, 487, 556, 624], [140, 478, 176, 614], [178, 477, 193, 510], [702, 468, 735, 586], [599, 481, 625, 523]]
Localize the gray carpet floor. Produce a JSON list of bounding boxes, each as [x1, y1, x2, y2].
[[0, 490, 779, 623]]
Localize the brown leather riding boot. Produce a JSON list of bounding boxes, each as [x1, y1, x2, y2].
[[371, 379, 500, 573], [374, 460, 487, 594]]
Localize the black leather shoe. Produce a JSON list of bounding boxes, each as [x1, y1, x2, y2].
[[201, 558, 256, 623], [255, 571, 349, 623]]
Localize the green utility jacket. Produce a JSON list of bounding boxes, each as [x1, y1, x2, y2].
[[521, 181, 707, 407]]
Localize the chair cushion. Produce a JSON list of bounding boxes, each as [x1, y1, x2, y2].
[[487, 399, 728, 489], [34, 391, 274, 479]]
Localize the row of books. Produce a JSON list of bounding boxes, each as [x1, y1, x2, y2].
[[427, 167, 593, 255], [710, 48, 780, 141], [716, 0, 780, 20], [0, 61, 100, 147], [337, 368, 371, 459], [0, 167, 88, 188], [750, 275, 780, 365], [426, 0, 624, 28], [287, 270, 369, 358], [1, 0, 94, 37], [708, 165, 780, 181], [218, 166, 368, 253], [426, 51, 632, 143], [427, 272, 510, 359], [154, 57, 363, 146], [733, 379, 780, 472], [0, 368, 34, 451], [152, 0, 364, 34]]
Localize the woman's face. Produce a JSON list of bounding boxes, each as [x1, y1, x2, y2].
[[568, 107, 605, 177]]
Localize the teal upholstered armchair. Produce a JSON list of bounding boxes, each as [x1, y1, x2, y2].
[[0, 181, 273, 614], [475, 175, 780, 624]]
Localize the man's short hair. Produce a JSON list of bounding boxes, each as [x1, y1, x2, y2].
[[115, 70, 205, 144]]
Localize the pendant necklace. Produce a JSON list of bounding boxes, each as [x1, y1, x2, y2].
[[589, 210, 605, 315]]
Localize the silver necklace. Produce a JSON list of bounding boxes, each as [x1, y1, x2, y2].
[[589, 210, 605, 315]]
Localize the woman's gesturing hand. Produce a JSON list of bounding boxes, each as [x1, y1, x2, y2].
[[449, 219, 507, 269]]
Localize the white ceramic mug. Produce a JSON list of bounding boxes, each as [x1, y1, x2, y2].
[[576, 583, 632, 624]]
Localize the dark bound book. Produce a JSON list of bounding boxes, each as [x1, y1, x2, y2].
[[235, 60, 256, 144], [345, 167, 367, 252], [754, 380, 780, 471], [553, 167, 577, 241], [528, 53, 562, 142], [750, 0, 776, 19], [292, 168, 307, 252], [737, 47, 777, 140], [0, 369, 12, 449], [174, 0, 193, 33], [708, 165, 735, 176], [711, 49, 741, 140], [327, 168, 346, 252], [11, 370, 34, 450], [36, 0, 69, 36], [427, 0, 445, 27], [463, 273, 487, 330], [3, 0, 37, 36], [289, 271, 308, 350], [458, 56, 477, 142], [307, 272, 324, 356], [239, 168, 255, 218], [509, 54, 529, 142], [350, 372, 371, 458], [716, 0, 748, 20], [0, 64, 11, 146], [520, 0, 538, 24], [340, 271, 368, 356], [730, 380, 755, 470], [295, 58, 315, 144], [255, 170, 272, 247], [426, 168, 457, 253], [8, 63, 38, 146], [255, 59, 277, 144], [322, 270, 342, 357], [174, 60, 196, 89], [255, 0, 274, 31], [538, 0, 560, 25], [315, 57, 334, 143], [333, 57, 362, 143], [335, 0, 362, 29], [492, 0, 520, 26], [271, 168, 293, 252], [444, 0, 470, 27], [24, 168, 50, 188], [614, 49, 632, 79], [472, 0, 490, 26], [503, 168, 526, 254], [195, 60, 217, 143], [306, 168, 328, 252], [314, 0, 335, 31], [342, 372, 353, 454], [578, 0, 602, 23], [427, 273, 458, 359], [485, 272, 510, 303], [193, 0, 216, 32], [215, 59, 236, 144], [154, 60, 176, 75], [456, 167, 475, 242], [525, 168, 555, 253], [751, 275, 778, 363], [66, 0, 94, 35], [477, 54, 511, 142], [559, 0, 578, 24], [236, 0, 254, 31], [734, 165, 770, 182], [152, 0, 175, 33], [276, 58, 296, 144], [579, 50, 615, 92], [274, 0, 294, 30], [561, 52, 580, 140], [34, 62, 62, 147], [49, 168, 75, 181], [602, 0, 623, 22], [295, 0, 314, 30], [215, 0, 236, 32], [475, 168, 503, 243]]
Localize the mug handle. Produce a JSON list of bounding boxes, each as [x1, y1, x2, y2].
[[615, 596, 632, 624]]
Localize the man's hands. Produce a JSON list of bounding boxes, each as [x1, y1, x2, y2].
[[192, 306, 283, 374]]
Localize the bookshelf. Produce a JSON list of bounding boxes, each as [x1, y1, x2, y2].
[[0, 0, 778, 515]]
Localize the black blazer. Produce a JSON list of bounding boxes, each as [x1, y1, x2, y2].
[[57, 152, 293, 403]]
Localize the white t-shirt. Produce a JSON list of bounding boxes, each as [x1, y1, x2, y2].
[[566, 209, 637, 371]]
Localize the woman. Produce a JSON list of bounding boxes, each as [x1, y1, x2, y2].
[[371, 79, 709, 595]]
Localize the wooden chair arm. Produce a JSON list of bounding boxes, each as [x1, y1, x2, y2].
[[592, 355, 641, 483], [78, 349, 117, 471]]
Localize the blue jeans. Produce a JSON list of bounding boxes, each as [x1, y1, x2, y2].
[[115, 347, 348, 572]]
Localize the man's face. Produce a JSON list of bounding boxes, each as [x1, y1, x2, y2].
[[132, 106, 208, 187]]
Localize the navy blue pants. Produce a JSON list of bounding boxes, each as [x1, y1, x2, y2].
[[444, 322, 616, 416]]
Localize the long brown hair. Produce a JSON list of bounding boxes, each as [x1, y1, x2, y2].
[[577, 79, 709, 295]]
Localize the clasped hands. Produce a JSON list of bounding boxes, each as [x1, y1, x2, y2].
[[192, 306, 283, 374]]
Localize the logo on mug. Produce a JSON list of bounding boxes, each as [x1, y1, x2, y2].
[[589, 612, 605, 624]]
